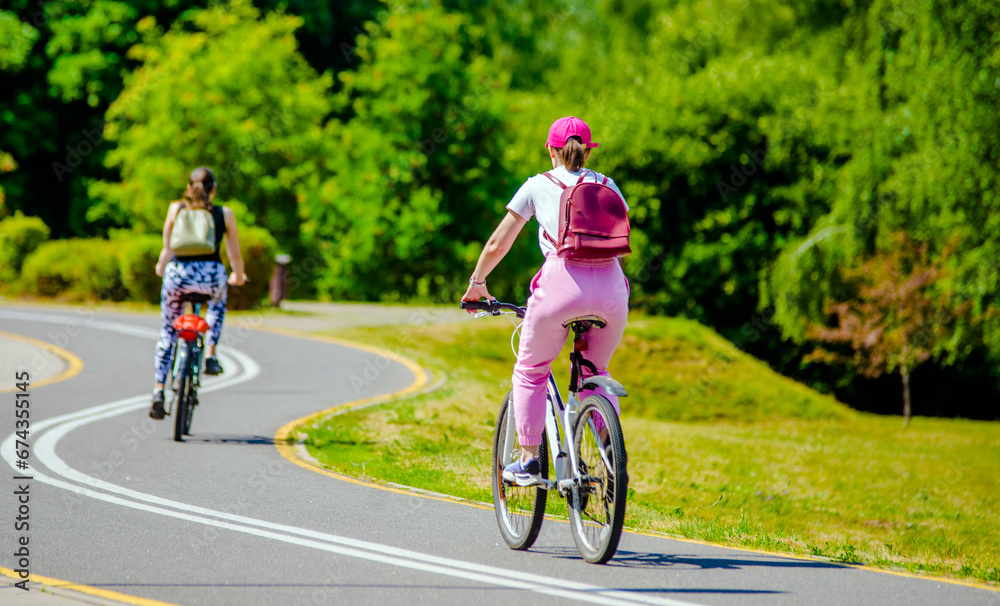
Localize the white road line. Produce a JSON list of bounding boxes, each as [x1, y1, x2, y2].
[[0, 310, 704, 606]]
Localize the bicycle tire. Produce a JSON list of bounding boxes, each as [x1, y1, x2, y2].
[[569, 395, 628, 564], [491, 391, 548, 550], [173, 341, 196, 442], [173, 367, 190, 442], [183, 342, 198, 436], [182, 371, 196, 436]]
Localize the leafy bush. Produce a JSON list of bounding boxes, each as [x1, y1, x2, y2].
[[117, 234, 163, 304], [221, 225, 278, 310], [21, 238, 125, 300], [0, 211, 50, 287]]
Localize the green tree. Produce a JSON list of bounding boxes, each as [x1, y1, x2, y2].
[[0, 8, 38, 215], [88, 0, 331, 251], [300, 2, 519, 301], [498, 0, 858, 340], [44, 0, 145, 107], [0, 9, 37, 72], [0, 0, 213, 236], [763, 0, 1000, 365], [0, 0, 372, 239]]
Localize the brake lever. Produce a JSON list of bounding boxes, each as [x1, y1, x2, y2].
[[474, 311, 490, 319]]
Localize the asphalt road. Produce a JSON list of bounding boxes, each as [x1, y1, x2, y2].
[[0, 305, 997, 606]]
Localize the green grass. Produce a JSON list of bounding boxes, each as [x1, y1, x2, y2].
[[295, 314, 1000, 586]]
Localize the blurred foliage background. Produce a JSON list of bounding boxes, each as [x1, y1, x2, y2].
[[0, 0, 997, 419]]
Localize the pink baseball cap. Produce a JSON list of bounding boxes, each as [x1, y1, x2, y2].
[[545, 116, 599, 149]]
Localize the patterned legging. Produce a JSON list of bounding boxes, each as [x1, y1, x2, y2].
[[154, 260, 228, 385]]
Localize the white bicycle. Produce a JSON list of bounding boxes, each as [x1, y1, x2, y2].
[[461, 299, 629, 564]]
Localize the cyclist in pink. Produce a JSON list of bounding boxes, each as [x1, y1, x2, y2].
[[461, 116, 629, 486]]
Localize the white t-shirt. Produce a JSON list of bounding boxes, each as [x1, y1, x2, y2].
[[506, 165, 629, 257]]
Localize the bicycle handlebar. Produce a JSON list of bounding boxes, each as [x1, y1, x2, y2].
[[460, 300, 526, 319]]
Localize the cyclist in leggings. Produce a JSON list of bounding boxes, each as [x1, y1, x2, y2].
[[461, 116, 629, 486], [149, 167, 247, 420]]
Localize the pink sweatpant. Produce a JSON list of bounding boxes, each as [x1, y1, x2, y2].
[[512, 257, 629, 446]]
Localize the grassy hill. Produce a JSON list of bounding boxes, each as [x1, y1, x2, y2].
[[612, 316, 849, 422], [293, 313, 999, 585]]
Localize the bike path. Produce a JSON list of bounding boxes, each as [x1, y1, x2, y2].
[[0, 304, 996, 606], [0, 330, 79, 392]]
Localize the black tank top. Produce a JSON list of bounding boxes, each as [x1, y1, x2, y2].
[[176, 204, 225, 263]]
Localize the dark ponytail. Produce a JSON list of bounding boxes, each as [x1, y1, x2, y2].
[[184, 167, 215, 209], [555, 137, 587, 172]]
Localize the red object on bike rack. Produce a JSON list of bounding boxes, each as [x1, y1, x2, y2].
[[174, 315, 210, 341]]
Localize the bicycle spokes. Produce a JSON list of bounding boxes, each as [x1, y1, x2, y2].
[[570, 395, 627, 563], [491, 392, 547, 551], [576, 418, 613, 525]]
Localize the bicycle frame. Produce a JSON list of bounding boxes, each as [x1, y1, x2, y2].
[[500, 340, 626, 497], [462, 299, 626, 493], [545, 374, 580, 495], [172, 332, 204, 385], [166, 302, 206, 416], [497, 373, 576, 494]]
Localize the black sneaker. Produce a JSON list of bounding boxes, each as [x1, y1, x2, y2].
[[149, 390, 166, 420], [204, 356, 223, 376]]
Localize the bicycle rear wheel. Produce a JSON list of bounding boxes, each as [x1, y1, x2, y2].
[[173, 368, 190, 442], [492, 391, 548, 550], [569, 395, 628, 564], [173, 341, 196, 442], [182, 375, 196, 436]]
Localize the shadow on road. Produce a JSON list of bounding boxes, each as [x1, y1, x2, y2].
[[538, 546, 845, 572], [179, 434, 276, 445], [610, 550, 845, 571]]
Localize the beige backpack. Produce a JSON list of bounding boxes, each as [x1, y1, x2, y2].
[[170, 204, 216, 256]]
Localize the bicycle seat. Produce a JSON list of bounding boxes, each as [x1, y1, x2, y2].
[[562, 315, 607, 331], [178, 293, 212, 305]]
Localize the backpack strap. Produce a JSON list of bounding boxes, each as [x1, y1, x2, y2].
[[540, 173, 565, 250], [543, 172, 567, 189], [576, 170, 608, 185]]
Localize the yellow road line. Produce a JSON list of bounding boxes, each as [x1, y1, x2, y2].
[[0, 329, 83, 392], [0, 567, 179, 606], [265, 326, 496, 510], [268, 325, 1000, 594]]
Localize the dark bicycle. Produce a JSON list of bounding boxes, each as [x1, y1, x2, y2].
[[167, 293, 211, 442], [461, 299, 629, 564]]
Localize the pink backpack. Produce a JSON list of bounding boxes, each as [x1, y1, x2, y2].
[[542, 171, 631, 259]]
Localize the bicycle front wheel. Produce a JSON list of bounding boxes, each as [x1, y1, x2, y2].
[[569, 395, 628, 564], [492, 391, 548, 550]]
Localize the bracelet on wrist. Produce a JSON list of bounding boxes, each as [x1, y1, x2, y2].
[[469, 277, 486, 287]]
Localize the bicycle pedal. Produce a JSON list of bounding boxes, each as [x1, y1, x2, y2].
[[557, 478, 578, 491]]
